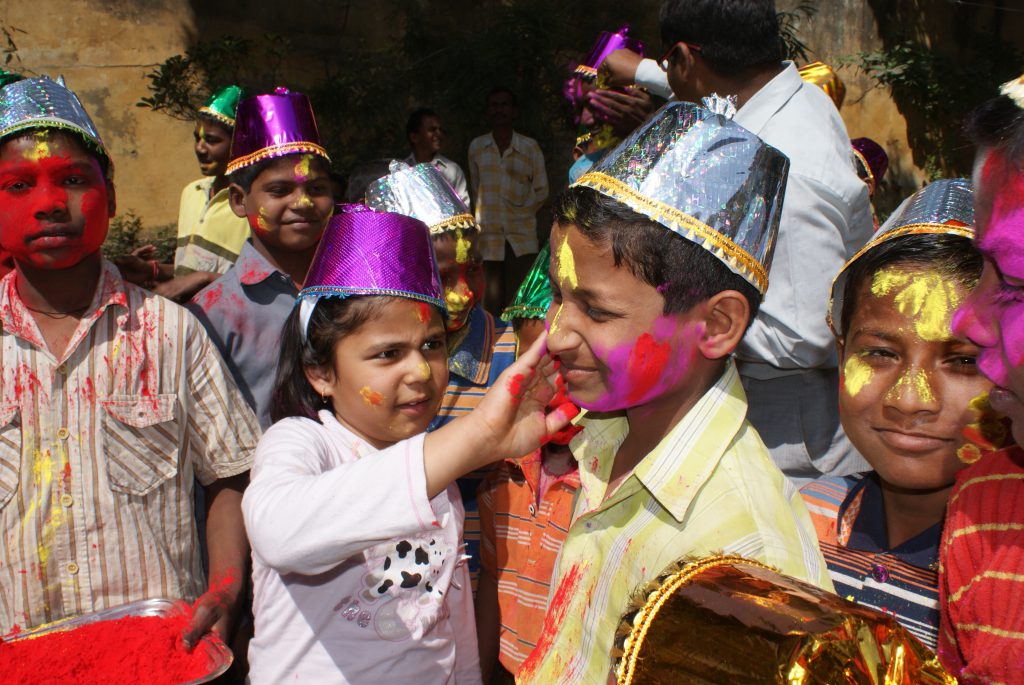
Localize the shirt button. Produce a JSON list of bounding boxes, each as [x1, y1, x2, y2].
[[60, 494, 73, 508], [66, 562, 79, 575], [56, 364, 68, 375], [528, 503, 536, 517], [871, 563, 889, 583], [57, 427, 70, 441]]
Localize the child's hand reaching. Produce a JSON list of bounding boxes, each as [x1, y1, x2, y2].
[[422, 331, 579, 498]]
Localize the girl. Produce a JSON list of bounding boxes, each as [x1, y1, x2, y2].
[[242, 205, 570, 684], [801, 179, 1000, 649]]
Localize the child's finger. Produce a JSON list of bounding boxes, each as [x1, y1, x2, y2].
[[544, 401, 580, 437], [514, 329, 548, 370]]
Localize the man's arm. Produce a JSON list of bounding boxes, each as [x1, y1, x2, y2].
[[530, 142, 549, 213], [183, 472, 249, 648]]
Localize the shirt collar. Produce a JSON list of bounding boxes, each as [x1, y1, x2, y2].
[[235, 240, 283, 286], [571, 360, 747, 522], [448, 305, 496, 385], [506, 449, 581, 494], [404, 153, 448, 169], [0, 259, 129, 356], [839, 473, 942, 569], [484, 131, 521, 153], [733, 61, 802, 137]]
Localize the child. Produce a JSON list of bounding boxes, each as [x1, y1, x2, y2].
[[190, 88, 334, 429], [365, 161, 517, 588], [476, 244, 582, 683], [242, 204, 573, 683], [800, 179, 989, 650], [0, 76, 258, 645], [518, 100, 830, 684], [938, 78, 1024, 683]]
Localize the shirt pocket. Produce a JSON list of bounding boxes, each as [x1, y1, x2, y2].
[[502, 155, 533, 207], [0, 404, 21, 509], [100, 395, 180, 497]]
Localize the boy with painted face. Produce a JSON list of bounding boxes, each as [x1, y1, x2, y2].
[[190, 88, 334, 429], [365, 161, 517, 590], [800, 179, 991, 650], [937, 77, 1024, 683], [0, 77, 258, 645], [518, 99, 830, 685]]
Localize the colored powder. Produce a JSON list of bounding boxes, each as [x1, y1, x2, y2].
[[885, 368, 935, 404], [26, 132, 51, 162], [556, 233, 578, 290], [414, 301, 431, 324], [454, 229, 470, 265], [293, 154, 313, 181], [548, 304, 563, 337], [507, 373, 526, 403], [959, 391, 1010, 463], [445, 280, 471, 314], [359, 386, 384, 407], [0, 613, 220, 684], [843, 355, 873, 397], [624, 333, 670, 405], [871, 267, 962, 342], [518, 563, 585, 680], [417, 361, 431, 381]]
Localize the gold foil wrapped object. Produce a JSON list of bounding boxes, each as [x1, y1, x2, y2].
[[613, 555, 956, 685]]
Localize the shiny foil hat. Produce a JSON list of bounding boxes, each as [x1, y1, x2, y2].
[[199, 85, 244, 128], [613, 555, 955, 685], [501, 242, 552, 321], [298, 204, 445, 337], [851, 137, 889, 196], [573, 99, 790, 293], [227, 87, 329, 174], [365, 160, 477, 235], [0, 76, 110, 168], [828, 178, 974, 336], [575, 25, 644, 80], [798, 61, 846, 109]]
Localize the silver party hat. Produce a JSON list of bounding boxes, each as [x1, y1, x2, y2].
[[0, 76, 110, 168], [573, 100, 789, 293], [365, 160, 477, 235], [827, 178, 974, 335]]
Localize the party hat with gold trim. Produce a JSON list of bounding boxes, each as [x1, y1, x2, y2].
[[798, 61, 846, 109], [573, 98, 789, 293], [365, 160, 477, 236]]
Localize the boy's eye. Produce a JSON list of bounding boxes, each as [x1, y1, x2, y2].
[[860, 347, 897, 361], [2, 180, 30, 192], [422, 338, 444, 351], [946, 354, 978, 371], [994, 279, 1024, 305], [375, 348, 400, 360], [586, 307, 610, 321]]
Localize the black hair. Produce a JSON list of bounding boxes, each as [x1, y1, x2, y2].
[[227, 154, 330, 193], [658, 0, 784, 77], [271, 296, 388, 423], [406, 108, 439, 141], [553, 185, 762, 324], [3, 128, 113, 182], [839, 233, 983, 340], [486, 87, 518, 106], [964, 93, 1024, 163]]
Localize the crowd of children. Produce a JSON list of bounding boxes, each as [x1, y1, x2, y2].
[[2, 1, 1024, 683]]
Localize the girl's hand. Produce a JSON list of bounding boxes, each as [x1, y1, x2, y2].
[[471, 331, 578, 462]]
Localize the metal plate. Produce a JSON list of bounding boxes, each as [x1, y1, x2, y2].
[[6, 598, 233, 684]]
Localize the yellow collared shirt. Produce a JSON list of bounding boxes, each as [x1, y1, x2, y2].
[[174, 177, 251, 276]]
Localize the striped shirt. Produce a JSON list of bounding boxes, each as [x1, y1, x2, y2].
[[0, 261, 259, 633], [478, 450, 580, 672], [517, 361, 830, 684], [175, 177, 251, 276], [939, 446, 1024, 684], [429, 305, 517, 589], [801, 474, 942, 648], [467, 132, 548, 261]]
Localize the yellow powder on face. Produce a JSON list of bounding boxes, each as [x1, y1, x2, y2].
[[197, 125, 207, 143], [455, 229, 470, 265], [417, 361, 431, 381], [25, 131, 51, 161], [294, 154, 313, 180], [445, 283, 471, 313], [360, 386, 384, 407], [871, 267, 964, 342], [256, 207, 270, 231], [885, 368, 936, 404], [549, 303, 563, 337], [843, 355, 873, 396], [557, 232, 579, 290], [295, 194, 314, 209]]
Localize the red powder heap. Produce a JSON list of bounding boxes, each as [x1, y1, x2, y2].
[[0, 613, 220, 685]]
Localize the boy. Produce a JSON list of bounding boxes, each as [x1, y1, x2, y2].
[[801, 179, 990, 649], [477, 243, 582, 683], [0, 76, 258, 646], [189, 88, 334, 429], [518, 100, 830, 684], [939, 78, 1024, 683], [366, 161, 517, 588], [404, 107, 470, 207]]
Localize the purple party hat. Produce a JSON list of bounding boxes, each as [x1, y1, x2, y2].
[[575, 25, 644, 80], [227, 87, 329, 174], [298, 204, 445, 336]]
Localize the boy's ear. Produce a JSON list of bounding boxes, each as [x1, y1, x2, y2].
[[697, 290, 750, 360], [106, 181, 117, 217], [228, 183, 247, 218], [303, 363, 335, 400]]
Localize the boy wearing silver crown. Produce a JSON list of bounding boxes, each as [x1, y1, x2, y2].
[[0, 77, 258, 647], [517, 100, 830, 684]]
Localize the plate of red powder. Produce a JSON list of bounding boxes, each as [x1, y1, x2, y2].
[[0, 598, 232, 685]]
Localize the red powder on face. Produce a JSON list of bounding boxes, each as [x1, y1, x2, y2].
[[415, 301, 431, 324], [624, 333, 670, 405], [0, 612, 222, 684], [360, 386, 384, 407], [518, 563, 585, 680]]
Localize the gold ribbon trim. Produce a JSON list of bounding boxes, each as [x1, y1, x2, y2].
[[226, 142, 331, 174]]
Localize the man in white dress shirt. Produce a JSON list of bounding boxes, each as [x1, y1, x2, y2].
[[606, 0, 872, 483], [404, 107, 471, 208]]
